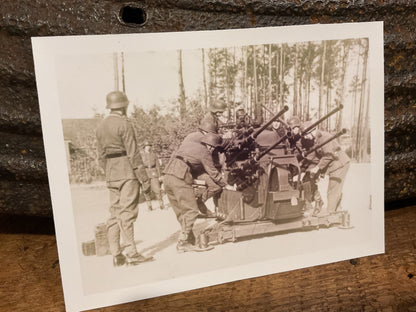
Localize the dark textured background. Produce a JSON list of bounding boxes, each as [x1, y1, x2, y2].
[[1, 0, 416, 217]]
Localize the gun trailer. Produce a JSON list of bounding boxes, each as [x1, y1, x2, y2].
[[199, 105, 351, 247]]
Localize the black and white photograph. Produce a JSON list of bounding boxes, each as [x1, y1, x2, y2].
[[32, 22, 384, 312]]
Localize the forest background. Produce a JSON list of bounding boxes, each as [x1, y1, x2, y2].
[[61, 38, 370, 183]]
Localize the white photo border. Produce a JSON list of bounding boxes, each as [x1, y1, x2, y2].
[[32, 22, 384, 312]]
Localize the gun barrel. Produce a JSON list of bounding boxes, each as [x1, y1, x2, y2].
[[304, 128, 347, 157], [260, 104, 289, 128], [252, 105, 289, 139], [301, 105, 343, 135], [257, 105, 344, 161]]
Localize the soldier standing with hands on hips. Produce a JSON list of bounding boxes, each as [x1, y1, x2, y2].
[[96, 90, 153, 267]]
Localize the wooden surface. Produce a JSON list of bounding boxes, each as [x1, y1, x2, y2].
[[0, 206, 415, 312]]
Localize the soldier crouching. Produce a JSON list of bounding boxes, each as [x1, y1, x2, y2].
[[163, 132, 233, 253]]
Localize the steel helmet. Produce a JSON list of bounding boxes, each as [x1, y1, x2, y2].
[[200, 132, 223, 148], [106, 91, 129, 109], [235, 108, 246, 118], [300, 120, 315, 133], [287, 116, 301, 129], [143, 141, 152, 147], [209, 102, 227, 113], [199, 117, 218, 134]]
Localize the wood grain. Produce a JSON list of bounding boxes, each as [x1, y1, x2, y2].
[[0, 206, 415, 311]]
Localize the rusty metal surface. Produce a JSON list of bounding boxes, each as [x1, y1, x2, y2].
[[1, 1, 415, 216]]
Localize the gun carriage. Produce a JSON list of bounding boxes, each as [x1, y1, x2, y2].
[[199, 105, 351, 247]]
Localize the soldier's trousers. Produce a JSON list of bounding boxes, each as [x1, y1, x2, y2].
[[164, 174, 199, 234], [144, 177, 162, 201], [327, 162, 350, 213], [106, 179, 140, 257], [194, 173, 222, 203]]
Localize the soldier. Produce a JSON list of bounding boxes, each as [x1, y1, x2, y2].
[[298, 121, 324, 215], [163, 132, 234, 252], [199, 102, 227, 134], [271, 119, 287, 138], [96, 90, 153, 267], [287, 116, 305, 155], [141, 141, 165, 211], [308, 127, 350, 216]]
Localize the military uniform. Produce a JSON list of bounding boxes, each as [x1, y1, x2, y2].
[[96, 111, 149, 261], [164, 132, 227, 248], [141, 148, 164, 209], [180, 131, 224, 204], [200, 112, 220, 133], [314, 130, 350, 213]]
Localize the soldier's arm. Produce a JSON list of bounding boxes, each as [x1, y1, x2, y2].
[[315, 132, 336, 170], [121, 122, 149, 184], [95, 131, 106, 171], [317, 152, 335, 169], [155, 152, 161, 177], [201, 150, 227, 187]]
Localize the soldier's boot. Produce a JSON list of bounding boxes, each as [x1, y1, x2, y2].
[[313, 200, 328, 217], [196, 198, 215, 218], [157, 193, 165, 210], [113, 253, 126, 267], [312, 191, 325, 216], [176, 231, 213, 253], [159, 200, 165, 210], [146, 201, 153, 211], [126, 252, 154, 266]]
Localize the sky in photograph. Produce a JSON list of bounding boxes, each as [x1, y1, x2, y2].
[[56, 49, 203, 119], [56, 42, 366, 130]]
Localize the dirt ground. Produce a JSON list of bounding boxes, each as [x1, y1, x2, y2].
[[70, 163, 375, 296]]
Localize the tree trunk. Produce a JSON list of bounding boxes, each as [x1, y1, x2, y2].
[[268, 44, 272, 120], [279, 45, 284, 109], [253, 46, 258, 119], [113, 52, 119, 91], [357, 40, 369, 161], [337, 42, 350, 131], [202, 48, 208, 108], [225, 48, 230, 120], [121, 52, 125, 93], [351, 44, 361, 160], [319, 41, 326, 128], [243, 46, 248, 112], [293, 44, 298, 116], [178, 50, 186, 118]]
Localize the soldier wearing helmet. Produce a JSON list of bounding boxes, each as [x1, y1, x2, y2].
[[305, 122, 350, 217], [96, 90, 153, 266], [296, 120, 324, 215], [200, 102, 227, 134], [140, 141, 165, 211], [287, 116, 301, 135], [163, 131, 233, 253]]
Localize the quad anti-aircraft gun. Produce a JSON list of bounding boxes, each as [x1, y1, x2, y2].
[[199, 105, 351, 247]]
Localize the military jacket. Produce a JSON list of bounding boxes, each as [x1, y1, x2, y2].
[[314, 130, 350, 173], [200, 113, 219, 133], [164, 132, 226, 187], [96, 113, 146, 182]]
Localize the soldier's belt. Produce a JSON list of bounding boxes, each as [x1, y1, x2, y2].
[[105, 151, 127, 159], [176, 155, 190, 167], [145, 165, 156, 168]]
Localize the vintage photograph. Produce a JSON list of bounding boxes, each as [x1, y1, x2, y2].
[[32, 22, 384, 311]]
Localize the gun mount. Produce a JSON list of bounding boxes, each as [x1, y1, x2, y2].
[[198, 105, 351, 247]]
